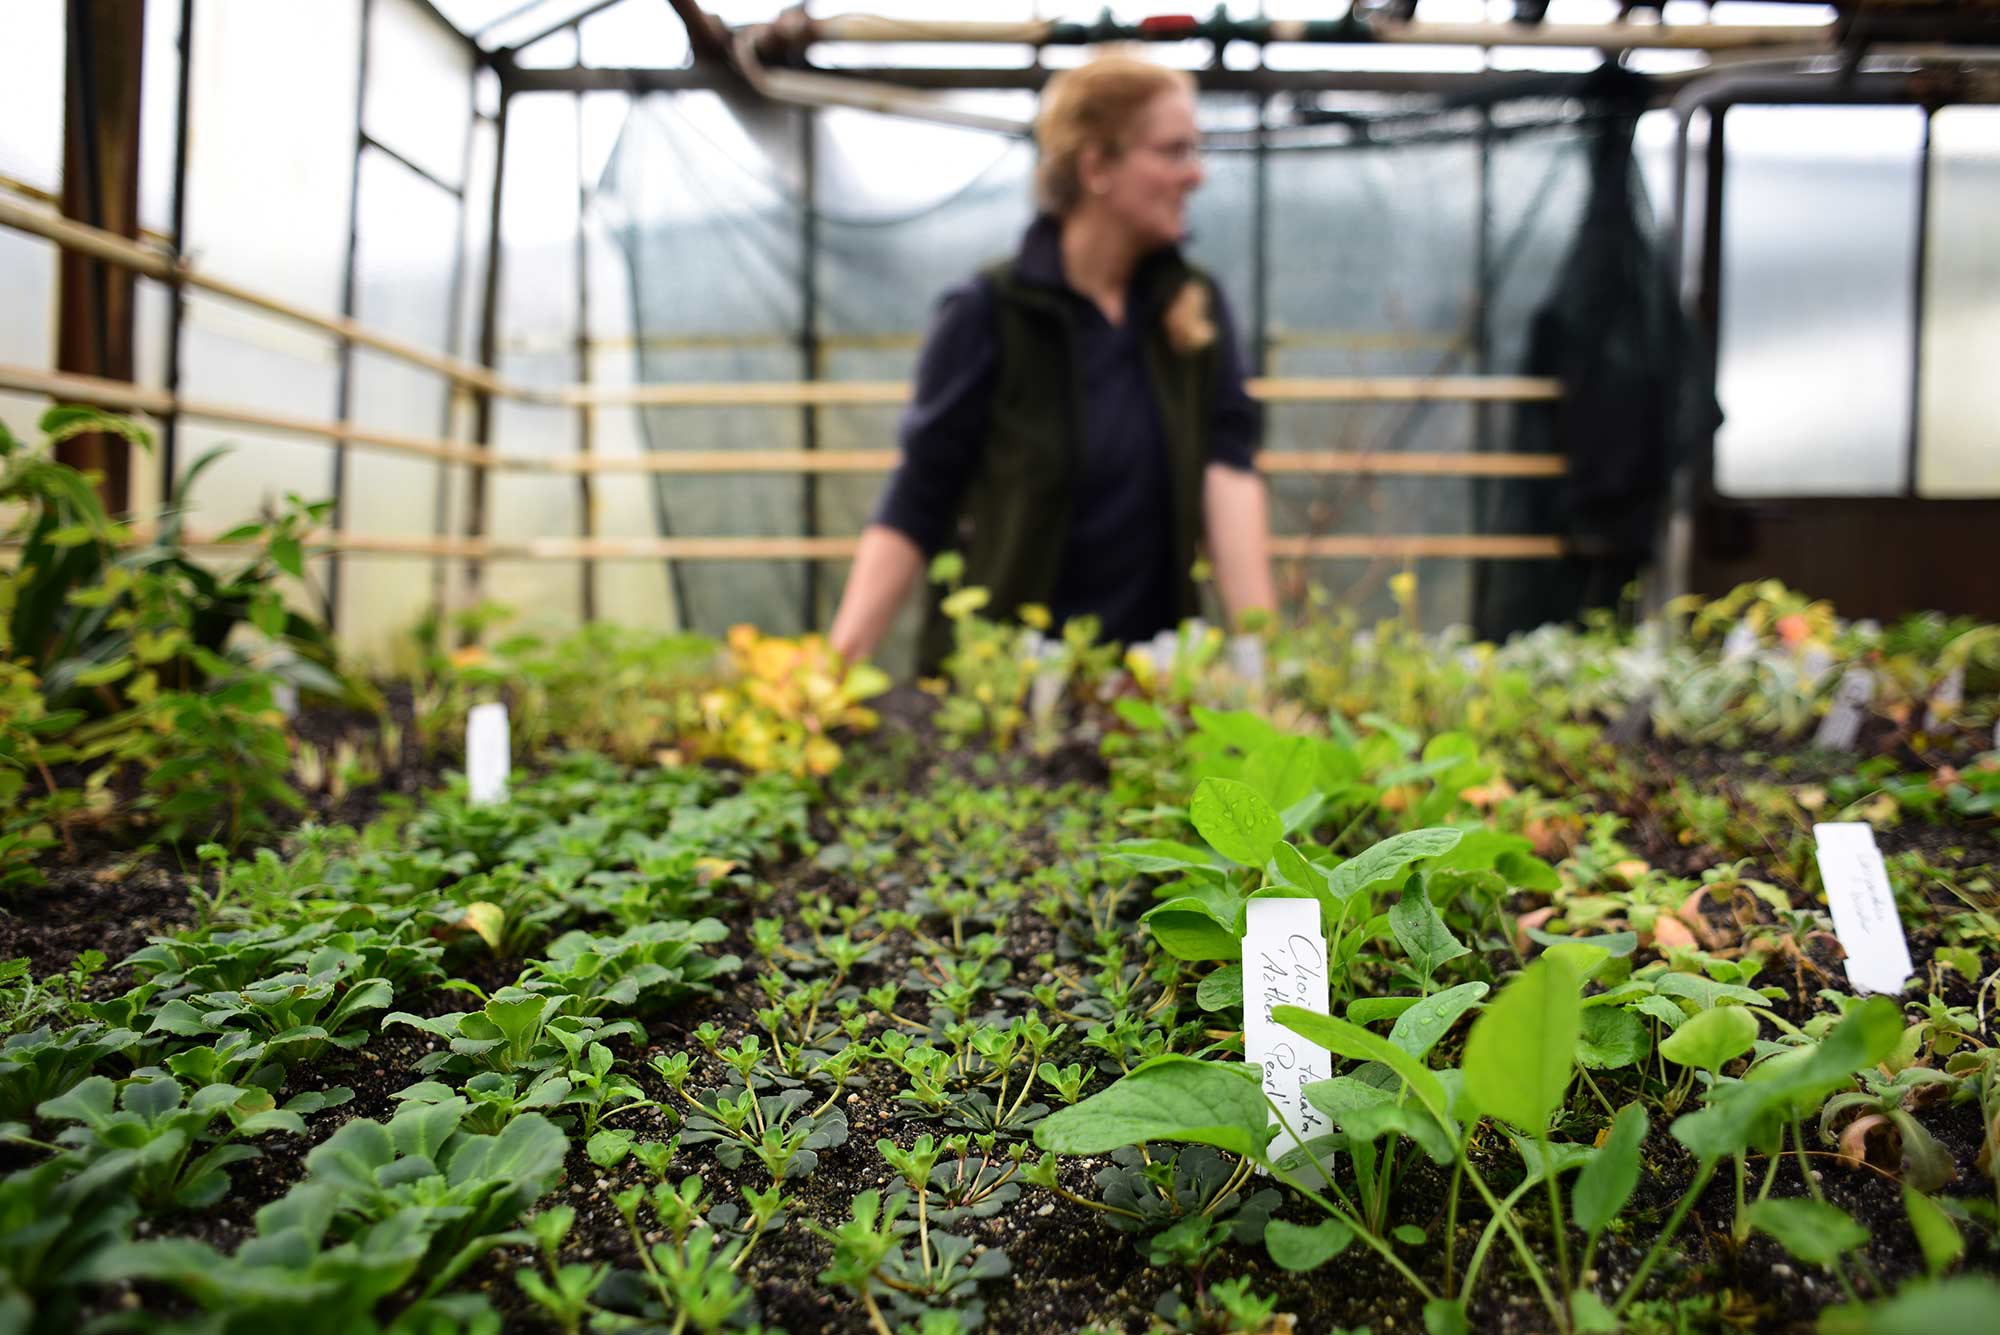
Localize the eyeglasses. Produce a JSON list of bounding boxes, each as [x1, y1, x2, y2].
[[1134, 139, 1203, 166]]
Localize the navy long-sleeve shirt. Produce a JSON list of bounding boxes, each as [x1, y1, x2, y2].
[[872, 216, 1260, 648]]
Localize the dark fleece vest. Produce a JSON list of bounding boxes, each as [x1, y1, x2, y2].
[[918, 253, 1220, 672]]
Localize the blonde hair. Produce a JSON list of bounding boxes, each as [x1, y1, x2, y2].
[[1034, 55, 1196, 217]]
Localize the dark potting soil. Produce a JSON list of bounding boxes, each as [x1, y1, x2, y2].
[[9, 691, 2000, 1333]]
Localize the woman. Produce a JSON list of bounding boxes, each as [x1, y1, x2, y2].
[[827, 55, 1275, 670]]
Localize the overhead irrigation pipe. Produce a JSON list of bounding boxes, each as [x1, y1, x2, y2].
[[748, 8, 1848, 57]]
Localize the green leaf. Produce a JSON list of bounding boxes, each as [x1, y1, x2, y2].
[[1190, 778, 1281, 867], [1388, 880, 1470, 982], [1423, 1298, 1471, 1335], [1902, 1184, 1963, 1276], [1462, 954, 1581, 1134], [1347, 996, 1421, 1027], [1326, 828, 1464, 903], [587, 1128, 635, 1169], [1264, 1217, 1352, 1272], [1576, 1005, 1651, 1071], [1572, 1103, 1648, 1237], [1244, 736, 1317, 812], [1743, 1197, 1869, 1268], [1112, 698, 1166, 732], [1196, 964, 1242, 1012], [1570, 1289, 1618, 1333], [1033, 1057, 1271, 1160], [1653, 972, 1766, 1010], [1141, 899, 1242, 962], [1387, 981, 1488, 1061], [1267, 841, 1327, 898], [1391, 1224, 1426, 1245], [1817, 1277, 2000, 1335], [1272, 1006, 1448, 1124], [1658, 1004, 1759, 1074], [270, 534, 304, 578], [1497, 849, 1562, 892], [1672, 997, 1904, 1163], [1105, 839, 1220, 876]]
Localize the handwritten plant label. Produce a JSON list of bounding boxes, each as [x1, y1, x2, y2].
[[1243, 898, 1332, 1175], [1721, 619, 1758, 662], [466, 701, 511, 807], [1813, 822, 1912, 996], [1813, 666, 1875, 752]]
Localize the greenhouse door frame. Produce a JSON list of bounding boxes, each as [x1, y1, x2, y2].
[[1681, 90, 2000, 623]]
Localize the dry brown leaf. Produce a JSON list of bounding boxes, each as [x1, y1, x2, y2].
[[1514, 906, 1558, 953], [1651, 914, 1698, 952]]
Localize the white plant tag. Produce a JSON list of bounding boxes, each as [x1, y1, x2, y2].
[[1227, 634, 1266, 684], [1243, 898, 1333, 1176], [466, 702, 510, 806], [1924, 666, 1965, 732], [1721, 619, 1758, 661], [1798, 646, 1834, 684], [1812, 822, 1912, 996], [1814, 667, 1875, 752]]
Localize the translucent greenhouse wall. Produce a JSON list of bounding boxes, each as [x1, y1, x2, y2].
[[4, 0, 1997, 673]]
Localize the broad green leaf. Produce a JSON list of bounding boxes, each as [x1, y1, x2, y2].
[[1245, 736, 1317, 812], [1326, 828, 1463, 902], [1423, 1298, 1471, 1335], [1658, 1005, 1759, 1074], [1195, 964, 1242, 1012], [1576, 1005, 1651, 1071], [1818, 1278, 2000, 1335], [1743, 1198, 1869, 1268], [1387, 981, 1488, 1061], [1105, 839, 1220, 876], [1496, 849, 1562, 892], [1654, 972, 1766, 1010], [1672, 997, 1903, 1162], [1570, 1289, 1618, 1333], [1572, 1103, 1649, 1236], [1267, 842, 1327, 898], [270, 534, 304, 578], [1113, 698, 1167, 732], [1902, 1184, 1963, 1276], [1328, 1098, 1455, 1165], [1264, 1217, 1353, 1272], [1389, 881, 1470, 982], [1525, 926, 1639, 959], [1272, 1006, 1448, 1124], [1141, 900, 1241, 962], [1462, 954, 1581, 1134], [1034, 1057, 1271, 1160], [1348, 996, 1422, 1027], [587, 1128, 635, 1169], [1190, 778, 1281, 867], [1191, 707, 1280, 756]]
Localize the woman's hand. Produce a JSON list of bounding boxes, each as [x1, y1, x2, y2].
[[1202, 461, 1276, 634], [827, 524, 927, 663]]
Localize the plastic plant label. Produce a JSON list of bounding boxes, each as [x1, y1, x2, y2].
[[1799, 646, 1833, 683], [1813, 667, 1875, 752], [1721, 619, 1758, 661], [1812, 822, 1912, 996], [1227, 634, 1266, 685], [1924, 666, 1965, 732], [1243, 897, 1332, 1171], [466, 701, 511, 806]]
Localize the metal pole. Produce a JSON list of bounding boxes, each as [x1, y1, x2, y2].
[[1249, 89, 1270, 377], [162, 0, 194, 489], [799, 106, 820, 631], [573, 29, 598, 620], [1904, 107, 1932, 500], [434, 57, 478, 621], [1472, 105, 1493, 457], [465, 90, 510, 636], [327, 0, 374, 630]]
